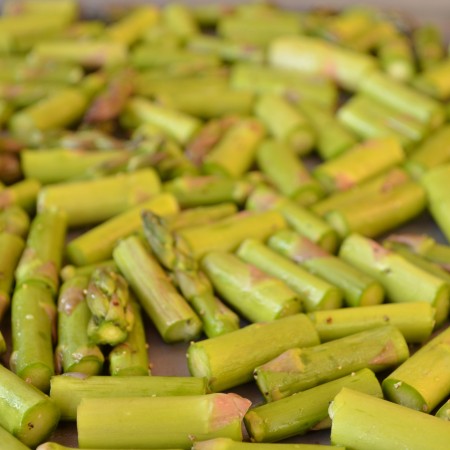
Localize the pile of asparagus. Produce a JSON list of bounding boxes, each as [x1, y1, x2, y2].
[[0, 0, 449, 449]]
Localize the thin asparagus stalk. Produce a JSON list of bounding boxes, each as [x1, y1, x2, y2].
[[245, 368, 382, 442], [0, 206, 28, 237], [268, 230, 384, 307], [0, 178, 41, 213], [377, 33, 415, 82], [38, 168, 161, 228], [0, 425, 30, 450], [163, 3, 199, 41], [55, 276, 104, 376], [37, 444, 182, 450], [436, 400, 450, 421], [412, 24, 445, 70], [77, 393, 251, 449], [329, 388, 450, 450], [50, 373, 208, 421], [0, 364, 60, 447], [113, 235, 202, 343], [0, 81, 68, 107], [413, 59, 450, 101], [255, 325, 409, 402], [339, 233, 450, 325], [60, 260, 117, 282], [382, 326, 450, 413], [237, 239, 343, 312], [194, 438, 345, 450], [202, 250, 301, 322], [187, 314, 320, 392]]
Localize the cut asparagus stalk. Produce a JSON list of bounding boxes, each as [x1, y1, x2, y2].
[[55, 276, 104, 376], [412, 24, 445, 70], [187, 314, 320, 392], [0, 178, 41, 213], [245, 368, 382, 442], [0, 206, 29, 237], [436, 399, 450, 421], [202, 250, 301, 322], [37, 443, 182, 450], [382, 326, 450, 413], [113, 235, 202, 343], [0, 424, 30, 450], [237, 239, 343, 312], [37, 168, 161, 228], [339, 233, 450, 325], [255, 325, 409, 402], [0, 364, 60, 448], [163, 3, 199, 40], [10, 282, 57, 393], [268, 229, 383, 307], [77, 393, 251, 449], [329, 388, 450, 450], [60, 260, 117, 282], [308, 302, 435, 343], [413, 59, 450, 101], [378, 33, 415, 82], [51, 374, 208, 421]]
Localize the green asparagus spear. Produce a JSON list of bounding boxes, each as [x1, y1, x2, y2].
[[413, 24, 445, 70], [3, 0, 78, 23], [163, 3, 199, 41], [413, 58, 450, 101], [377, 33, 415, 82], [0, 425, 30, 450], [37, 444, 182, 450], [0, 178, 41, 213], [60, 260, 117, 282], [0, 81, 67, 107], [0, 206, 29, 237], [194, 438, 345, 450]]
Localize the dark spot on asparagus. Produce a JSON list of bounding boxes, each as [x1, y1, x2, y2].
[[326, 316, 333, 324], [27, 422, 34, 430]]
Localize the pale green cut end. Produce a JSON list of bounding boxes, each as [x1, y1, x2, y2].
[[382, 378, 428, 412], [163, 316, 202, 343], [318, 230, 338, 254], [187, 343, 212, 386], [317, 287, 343, 311], [67, 357, 104, 377], [19, 364, 53, 394], [292, 184, 324, 207], [325, 210, 349, 240], [358, 282, 385, 307]]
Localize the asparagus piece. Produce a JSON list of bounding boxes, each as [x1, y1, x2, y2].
[[50, 373, 208, 421], [15, 208, 67, 295], [0, 81, 68, 107], [237, 239, 343, 312], [187, 314, 320, 392], [55, 276, 104, 376], [329, 388, 450, 450], [308, 302, 435, 343], [0, 178, 41, 213], [255, 325, 409, 402], [176, 210, 286, 259], [60, 260, 117, 282], [10, 282, 56, 392], [0, 206, 29, 237], [0, 364, 60, 447], [378, 33, 415, 82], [245, 368, 382, 442], [67, 193, 178, 266], [38, 444, 182, 450], [109, 300, 150, 376], [38, 168, 161, 227], [268, 230, 384, 307], [113, 235, 202, 343], [413, 58, 450, 101], [3, 0, 78, 22], [194, 438, 345, 450], [339, 233, 450, 325], [77, 393, 251, 449], [202, 250, 301, 322], [413, 24, 445, 70], [382, 326, 450, 413], [163, 3, 199, 41], [256, 140, 324, 206], [0, 425, 30, 450], [436, 400, 450, 421]]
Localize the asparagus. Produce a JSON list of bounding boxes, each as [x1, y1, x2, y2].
[[413, 59, 450, 101], [343, 232, 449, 318], [0, 206, 28, 237], [50, 373, 208, 421], [55, 276, 104, 376], [3, 0, 78, 22], [113, 235, 202, 343], [268, 230, 384, 307], [37, 168, 161, 227], [187, 314, 320, 392], [194, 438, 345, 450], [377, 33, 415, 82], [412, 24, 445, 70], [77, 393, 251, 449], [255, 325, 409, 402], [436, 400, 450, 421], [0, 81, 68, 107], [0, 178, 41, 213], [245, 368, 382, 442], [0, 425, 30, 450], [0, 364, 60, 448], [60, 259, 117, 282], [382, 326, 450, 413], [237, 239, 343, 312], [38, 444, 182, 450], [163, 3, 199, 41], [329, 388, 450, 450]]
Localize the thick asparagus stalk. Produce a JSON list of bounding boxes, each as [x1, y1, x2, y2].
[[436, 400, 450, 421], [245, 368, 382, 442], [187, 314, 320, 392], [37, 168, 161, 227], [0, 206, 28, 237], [77, 393, 251, 449], [0, 364, 60, 447], [382, 325, 450, 413], [113, 235, 202, 343], [201, 250, 301, 322], [194, 438, 344, 450], [55, 276, 104, 376], [0, 425, 30, 450], [255, 325, 409, 402], [15, 208, 67, 295], [339, 233, 450, 325], [50, 373, 208, 421], [237, 239, 343, 312], [268, 230, 384, 307], [0, 178, 41, 213], [329, 388, 450, 450]]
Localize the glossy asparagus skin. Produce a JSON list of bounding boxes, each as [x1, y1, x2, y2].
[[194, 438, 345, 450], [0, 178, 41, 213], [202, 251, 301, 322], [255, 325, 409, 402], [15, 208, 67, 295], [113, 235, 202, 343], [237, 239, 343, 312], [329, 388, 450, 450], [382, 326, 450, 413], [55, 276, 104, 376], [0, 425, 30, 450], [245, 369, 382, 442], [339, 233, 450, 326], [38, 168, 161, 227], [187, 314, 320, 392], [0, 364, 60, 448], [77, 393, 251, 449], [268, 230, 384, 307]]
